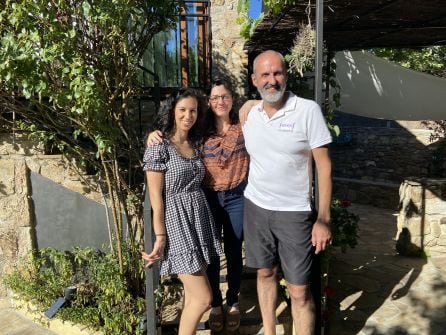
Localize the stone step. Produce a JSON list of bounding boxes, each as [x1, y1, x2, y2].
[[160, 272, 292, 334], [195, 323, 294, 335]]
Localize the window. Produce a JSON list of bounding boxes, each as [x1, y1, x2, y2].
[[139, 1, 211, 89]]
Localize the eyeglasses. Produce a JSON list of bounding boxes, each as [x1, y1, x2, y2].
[[209, 95, 232, 102]]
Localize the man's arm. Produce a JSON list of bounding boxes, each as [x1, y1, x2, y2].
[[311, 145, 332, 254], [238, 99, 260, 125], [146, 130, 163, 146]]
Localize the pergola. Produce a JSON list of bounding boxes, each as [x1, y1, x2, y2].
[[245, 0, 446, 111], [246, 0, 446, 53]]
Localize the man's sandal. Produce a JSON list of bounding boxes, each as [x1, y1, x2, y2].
[[209, 311, 224, 332], [225, 309, 241, 332]]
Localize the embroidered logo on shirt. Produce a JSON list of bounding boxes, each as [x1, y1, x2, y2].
[[278, 121, 295, 132]]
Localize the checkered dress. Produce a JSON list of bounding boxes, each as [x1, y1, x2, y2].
[[143, 139, 223, 275]]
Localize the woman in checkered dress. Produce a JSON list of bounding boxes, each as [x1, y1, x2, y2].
[[142, 89, 223, 335], [146, 81, 257, 332]]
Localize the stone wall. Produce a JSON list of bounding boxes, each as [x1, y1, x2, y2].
[[0, 1, 250, 297], [0, 157, 32, 296], [210, 0, 248, 97], [397, 178, 446, 255], [331, 118, 438, 209], [332, 127, 433, 183], [0, 133, 102, 296], [333, 178, 400, 209]]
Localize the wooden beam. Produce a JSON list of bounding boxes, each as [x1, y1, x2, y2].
[[180, 9, 188, 87], [197, 3, 205, 88], [334, 0, 401, 29]]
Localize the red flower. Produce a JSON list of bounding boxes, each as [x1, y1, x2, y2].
[[340, 200, 352, 208]]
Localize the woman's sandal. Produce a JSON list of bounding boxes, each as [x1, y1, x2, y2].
[[209, 311, 224, 332], [225, 309, 241, 332]]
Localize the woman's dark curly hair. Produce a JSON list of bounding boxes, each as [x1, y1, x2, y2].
[[153, 88, 205, 147], [203, 78, 239, 136]]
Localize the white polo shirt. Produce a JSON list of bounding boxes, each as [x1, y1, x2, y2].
[[243, 92, 332, 211]]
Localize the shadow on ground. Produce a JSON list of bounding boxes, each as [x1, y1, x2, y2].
[[326, 204, 446, 335]]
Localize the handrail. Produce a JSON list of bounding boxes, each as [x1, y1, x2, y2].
[[137, 65, 161, 137], [138, 65, 160, 111], [143, 183, 160, 335]]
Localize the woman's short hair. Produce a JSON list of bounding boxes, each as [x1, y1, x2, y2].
[[153, 88, 205, 147]]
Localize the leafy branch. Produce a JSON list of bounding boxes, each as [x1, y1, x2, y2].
[[0, 0, 180, 278], [236, 0, 264, 39]]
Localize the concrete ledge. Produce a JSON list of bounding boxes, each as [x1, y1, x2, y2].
[[12, 297, 102, 335], [333, 177, 400, 188]]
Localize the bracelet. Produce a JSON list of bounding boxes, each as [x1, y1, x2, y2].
[[155, 233, 166, 237]]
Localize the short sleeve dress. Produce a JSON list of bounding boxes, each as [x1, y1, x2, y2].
[[143, 139, 223, 275]]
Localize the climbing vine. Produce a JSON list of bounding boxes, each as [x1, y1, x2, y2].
[[284, 1, 341, 136], [236, 0, 264, 39], [264, 0, 300, 15]]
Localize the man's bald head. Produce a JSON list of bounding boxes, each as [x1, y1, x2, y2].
[[253, 50, 286, 74]]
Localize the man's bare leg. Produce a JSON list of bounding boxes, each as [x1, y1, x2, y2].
[[257, 265, 278, 335], [286, 282, 315, 335]]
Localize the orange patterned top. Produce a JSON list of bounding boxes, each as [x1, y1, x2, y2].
[[202, 123, 249, 191]]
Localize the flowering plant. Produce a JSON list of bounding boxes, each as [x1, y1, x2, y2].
[[320, 199, 360, 329]]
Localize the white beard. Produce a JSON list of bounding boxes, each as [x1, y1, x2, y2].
[[258, 84, 286, 103]]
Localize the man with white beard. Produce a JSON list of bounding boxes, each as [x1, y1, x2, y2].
[[242, 50, 332, 335]]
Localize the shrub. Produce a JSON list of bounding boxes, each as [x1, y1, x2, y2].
[[4, 245, 145, 335], [330, 199, 360, 252]]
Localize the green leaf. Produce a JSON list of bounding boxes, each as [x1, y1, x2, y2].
[[331, 124, 340, 137], [69, 29, 76, 39], [82, 1, 91, 17]]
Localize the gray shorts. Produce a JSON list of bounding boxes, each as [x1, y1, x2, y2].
[[243, 198, 316, 285]]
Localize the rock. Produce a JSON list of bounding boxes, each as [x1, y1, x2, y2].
[[396, 228, 423, 257]]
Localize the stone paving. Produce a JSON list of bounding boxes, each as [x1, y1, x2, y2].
[[0, 299, 56, 335], [328, 203, 446, 335], [1, 203, 446, 335]]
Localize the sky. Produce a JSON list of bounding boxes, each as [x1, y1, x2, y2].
[[165, 1, 264, 54], [249, 0, 263, 19]]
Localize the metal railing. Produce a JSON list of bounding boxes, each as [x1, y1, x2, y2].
[[143, 184, 160, 334]]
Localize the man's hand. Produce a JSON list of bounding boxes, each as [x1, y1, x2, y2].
[[238, 100, 260, 125], [311, 218, 332, 254], [146, 130, 163, 146]]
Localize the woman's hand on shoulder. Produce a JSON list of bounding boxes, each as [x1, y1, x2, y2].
[[239, 99, 260, 125], [146, 130, 163, 147]]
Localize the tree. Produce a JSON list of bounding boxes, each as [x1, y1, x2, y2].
[[372, 47, 446, 177], [0, 0, 180, 279], [372, 46, 446, 78]]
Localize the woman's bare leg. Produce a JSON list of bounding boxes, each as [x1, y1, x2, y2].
[[178, 270, 212, 335]]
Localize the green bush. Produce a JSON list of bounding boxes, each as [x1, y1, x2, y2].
[[330, 199, 360, 253], [4, 245, 145, 335]]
